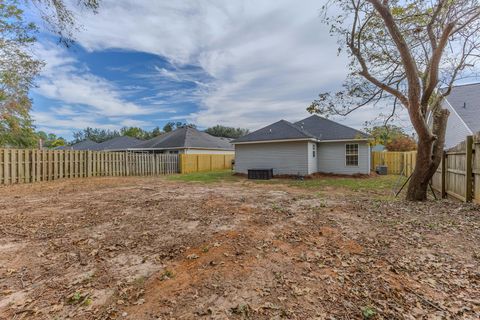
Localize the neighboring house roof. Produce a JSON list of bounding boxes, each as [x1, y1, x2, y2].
[[232, 115, 369, 143], [94, 136, 143, 151], [57, 139, 99, 150], [136, 127, 234, 150], [443, 83, 480, 134]]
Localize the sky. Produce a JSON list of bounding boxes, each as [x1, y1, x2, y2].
[[29, 0, 410, 140]]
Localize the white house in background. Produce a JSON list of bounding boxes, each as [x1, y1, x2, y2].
[[231, 115, 371, 176], [440, 83, 480, 148]]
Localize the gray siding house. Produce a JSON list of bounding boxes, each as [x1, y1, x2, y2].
[[232, 115, 371, 176], [438, 83, 480, 148]]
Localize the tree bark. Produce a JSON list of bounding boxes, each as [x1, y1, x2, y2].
[[406, 138, 433, 200], [406, 107, 449, 201]]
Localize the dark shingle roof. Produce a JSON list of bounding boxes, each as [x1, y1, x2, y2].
[[232, 115, 369, 143], [137, 127, 234, 150], [444, 83, 480, 133], [294, 115, 369, 140], [231, 120, 316, 143], [57, 139, 99, 150], [94, 136, 143, 151]]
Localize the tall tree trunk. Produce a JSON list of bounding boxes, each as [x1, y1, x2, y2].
[[405, 107, 449, 201], [406, 139, 433, 200]]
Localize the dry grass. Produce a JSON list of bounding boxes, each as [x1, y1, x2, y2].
[[0, 175, 478, 319]]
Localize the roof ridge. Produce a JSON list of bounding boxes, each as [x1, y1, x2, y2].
[[278, 120, 316, 139], [288, 122, 318, 139], [297, 114, 369, 138], [183, 126, 194, 147]]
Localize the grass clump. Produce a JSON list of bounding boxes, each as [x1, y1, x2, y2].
[[67, 292, 92, 306], [167, 170, 239, 183], [160, 269, 174, 280], [361, 306, 376, 319]]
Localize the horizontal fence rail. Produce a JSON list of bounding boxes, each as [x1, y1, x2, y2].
[[180, 154, 235, 174], [432, 134, 479, 203], [372, 137, 480, 204], [0, 149, 179, 185]]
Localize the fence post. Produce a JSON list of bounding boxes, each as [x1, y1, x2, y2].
[[85, 151, 90, 177], [3, 149, 9, 184], [441, 151, 447, 198], [465, 135, 473, 202], [11, 149, 17, 184], [179, 154, 184, 174], [125, 152, 129, 176]]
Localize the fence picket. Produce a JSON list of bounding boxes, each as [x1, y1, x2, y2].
[[0, 149, 179, 184]]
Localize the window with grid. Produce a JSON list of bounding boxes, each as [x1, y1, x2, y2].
[[345, 144, 359, 166], [312, 144, 316, 158]]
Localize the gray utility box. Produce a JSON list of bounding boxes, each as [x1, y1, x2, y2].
[[376, 165, 388, 175]]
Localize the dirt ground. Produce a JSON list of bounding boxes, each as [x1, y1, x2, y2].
[[0, 175, 479, 319]]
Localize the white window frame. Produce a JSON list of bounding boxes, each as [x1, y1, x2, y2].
[[312, 143, 316, 158], [345, 143, 359, 167]]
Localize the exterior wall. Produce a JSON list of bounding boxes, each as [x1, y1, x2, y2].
[[307, 142, 318, 174], [442, 101, 473, 149], [235, 141, 309, 175], [317, 141, 370, 175], [184, 149, 234, 155]]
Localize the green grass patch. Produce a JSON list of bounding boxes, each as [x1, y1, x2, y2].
[[168, 170, 405, 193], [167, 170, 239, 183], [256, 175, 405, 192]]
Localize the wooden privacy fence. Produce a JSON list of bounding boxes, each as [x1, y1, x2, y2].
[[0, 149, 178, 185], [432, 135, 480, 203], [371, 151, 417, 176], [180, 154, 234, 174]]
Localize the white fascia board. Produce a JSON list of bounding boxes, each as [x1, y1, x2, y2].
[[318, 138, 371, 143], [232, 138, 317, 145], [126, 147, 233, 151]]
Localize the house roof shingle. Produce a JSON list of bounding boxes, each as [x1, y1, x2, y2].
[[229, 120, 317, 144], [443, 83, 480, 134], [94, 136, 143, 151], [57, 139, 99, 150], [232, 115, 369, 143], [137, 127, 234, 150], [294, 115, 370, 140]]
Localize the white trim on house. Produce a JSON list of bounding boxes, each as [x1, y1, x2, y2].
[[233, 138, 371, 145], [367, 144, 371, 171], [232, 138, 317, 144], [318, 138, 371, 143], [345, 143, 360, 167], [126, 147, 233, 151]]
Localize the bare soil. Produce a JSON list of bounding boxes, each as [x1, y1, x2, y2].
[[0, 176, 479, 319]]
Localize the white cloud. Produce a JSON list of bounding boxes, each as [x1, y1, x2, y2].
[[33, 43, 155, 117], [31, 110, 120, 136], [69, 0, 365, 130], [33, 0, 412, 136]]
